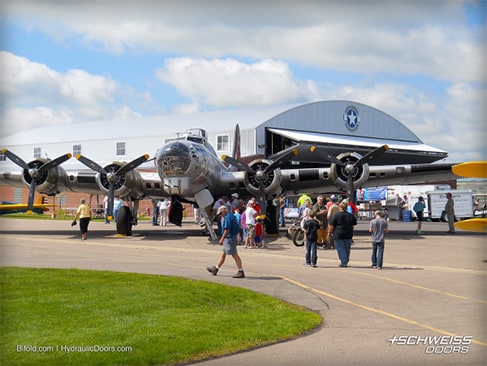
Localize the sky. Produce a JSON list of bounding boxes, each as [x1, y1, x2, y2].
[[0, 0, 486, 164]]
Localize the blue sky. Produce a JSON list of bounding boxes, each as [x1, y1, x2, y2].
[[0, 0, 486, 163]]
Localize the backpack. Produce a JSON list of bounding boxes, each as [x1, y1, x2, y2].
[[229, 213, 240, 236]]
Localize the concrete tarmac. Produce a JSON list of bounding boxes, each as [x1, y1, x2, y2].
[[1, 217, 486, 366]]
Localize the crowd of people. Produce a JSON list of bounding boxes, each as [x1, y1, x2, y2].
[[296, 194, 359, 269], [72, 190, 456, 275]]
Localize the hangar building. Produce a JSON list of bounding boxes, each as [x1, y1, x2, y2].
[[0, 100, 449, 212], [0, 100, 447, 171]]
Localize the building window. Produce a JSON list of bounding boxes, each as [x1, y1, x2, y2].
[[116, 142, 126, 156], [0, 151, 5, 161], [73, 144, 82, 157], [216, 134, 229, 152], [34, 147, 41, 158]]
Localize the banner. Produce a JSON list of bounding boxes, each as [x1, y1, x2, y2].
[[356, 187, 387, 202]]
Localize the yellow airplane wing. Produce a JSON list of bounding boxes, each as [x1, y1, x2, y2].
[[455, 218, 487, 233], [452, 161, 487, 179], [0, 203, 55, 211], [0, 195, 55, 214], [452, 161, 487, 233]]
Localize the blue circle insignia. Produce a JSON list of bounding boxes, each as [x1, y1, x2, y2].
[[344, 106, 360, 131]]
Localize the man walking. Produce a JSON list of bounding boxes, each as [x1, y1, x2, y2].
[[207, 206, 245, 278]]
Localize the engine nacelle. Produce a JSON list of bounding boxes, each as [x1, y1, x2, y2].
[[329, 152, 369, 189], [244, 159, 282, 196], [22, 158, 68, 195], [95, 162, 145, 199]]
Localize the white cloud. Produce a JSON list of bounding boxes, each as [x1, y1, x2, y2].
[[2, 107, 74, 136], [156, 58, 317, 108], [1, 1, 485, 163], [173, 102, 201, 115], [4, 1, 483, 83], [0, 52, 147, 136]]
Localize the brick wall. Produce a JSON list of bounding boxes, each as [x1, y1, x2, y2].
[[0, 186, 196, 219]]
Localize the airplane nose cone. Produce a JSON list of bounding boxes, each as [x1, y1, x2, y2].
[[157, 141, 192, 176]]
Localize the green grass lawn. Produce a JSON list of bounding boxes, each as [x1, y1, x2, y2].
[[1, 267, 321, 366]]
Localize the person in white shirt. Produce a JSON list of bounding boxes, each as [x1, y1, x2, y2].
[[244, 201, 258, 248], [158, 199, 171, 226]]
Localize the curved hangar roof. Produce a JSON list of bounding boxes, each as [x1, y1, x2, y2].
[[256, 100, 447, 165], [0, 100, 447, 166]]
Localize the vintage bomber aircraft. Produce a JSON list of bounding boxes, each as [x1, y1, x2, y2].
[[0, 127, 459, 239]]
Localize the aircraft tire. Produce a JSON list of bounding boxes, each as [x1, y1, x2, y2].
[[116, 206, 133, 236]]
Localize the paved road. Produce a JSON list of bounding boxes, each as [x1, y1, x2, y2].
[[1, 217, 486, 366]]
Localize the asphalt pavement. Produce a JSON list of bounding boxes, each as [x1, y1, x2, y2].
[[0, 217, 486, 366]]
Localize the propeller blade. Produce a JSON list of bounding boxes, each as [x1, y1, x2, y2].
[[2, 148, 30, 170], [106, 184, 115, 218], [222, 155, 255, 173], [116, 154, 150, 176], [258, 179, 267, 217], [27, 176, 37, 212], [309, 145, 344, 166], [355, 145, 389, 167], [232, 124, 241, 161], [76, 154, 107, 175], [264, 149, 298, 173], [38, 153, 72, 172], [346, 173, 354, 202]]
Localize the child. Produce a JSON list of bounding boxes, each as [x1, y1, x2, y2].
[[254, 217, 265, 248], [303, 216, 320, 267], [369, 210, 389, 269]]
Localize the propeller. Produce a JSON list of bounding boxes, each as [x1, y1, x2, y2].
[[310, 144, 389, 203], [1, 148, 72, 212], [76, 154, 149, 218], [222, 148, 298, 216]]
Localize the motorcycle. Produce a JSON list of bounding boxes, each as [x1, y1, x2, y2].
[[287, 219, 305, 247]]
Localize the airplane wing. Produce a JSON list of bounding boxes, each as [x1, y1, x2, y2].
[[277, 162, 457, 195], [0, 203, 56, 215], [1, 148, 458, 209], [0, 132, 461, 238], [451, 161, 487, 233]]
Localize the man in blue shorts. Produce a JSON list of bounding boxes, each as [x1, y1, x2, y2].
[[207, 206, 245, 278]]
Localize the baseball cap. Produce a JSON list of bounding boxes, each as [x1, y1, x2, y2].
[[217, 206, 228, 214]]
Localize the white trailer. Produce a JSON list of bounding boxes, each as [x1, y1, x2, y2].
[[386, 184, 450, 219], [427, 190, 474, 221]]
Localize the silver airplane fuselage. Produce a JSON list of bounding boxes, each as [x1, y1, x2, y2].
[[155, 137, 230, 199]]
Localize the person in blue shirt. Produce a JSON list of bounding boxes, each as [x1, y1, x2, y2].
[[413, 196, 426, 234], [207, 205, 245, 278]]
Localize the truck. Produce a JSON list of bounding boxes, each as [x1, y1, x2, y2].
[[427, 190, 474, 221]]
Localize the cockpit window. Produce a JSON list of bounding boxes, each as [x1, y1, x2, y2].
[[158, 142, 191, 175]]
